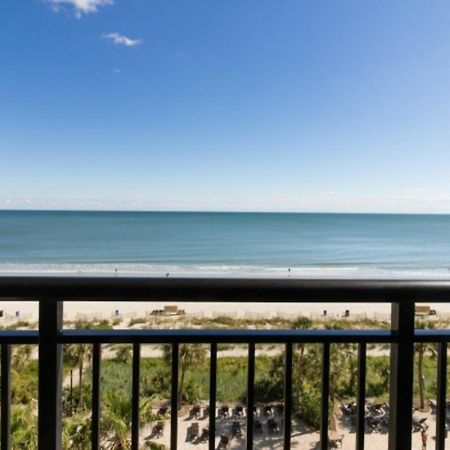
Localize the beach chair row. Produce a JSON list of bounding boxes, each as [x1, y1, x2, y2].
[[187, 403, 283, 420]]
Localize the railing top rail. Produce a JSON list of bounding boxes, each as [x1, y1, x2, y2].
[[1, 276, 450, 302], [58, 328, 395, 344]]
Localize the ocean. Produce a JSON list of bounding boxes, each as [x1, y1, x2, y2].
[[1, 210, 450, 278]]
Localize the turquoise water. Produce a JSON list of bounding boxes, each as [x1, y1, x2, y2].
[[1, 210, 450, 278]]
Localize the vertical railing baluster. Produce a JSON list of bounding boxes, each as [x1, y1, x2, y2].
[[171, 343, 179, 450], [209, 343, 217, 450], [388, 300, 415, 450], [283, 342, 293, 450], [436, 341, 447, 450], [131, 343, 140, 450], [320, 342, 330, 450], [38, 299, 63, 450], [91, 343, 101, 450], [1, 344, 11, 450], [356, 342, 366, 450], [246, 342, 255, 450]]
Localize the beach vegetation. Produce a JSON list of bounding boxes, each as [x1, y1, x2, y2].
[[11, 405, 38, 449], [113, 345, 133, 364], [414, 320, 437, 410], [162, 344, 208, 409], [64, 343, 93, 411], [128, 317, 148, 326], [7, 315, 450, 447]]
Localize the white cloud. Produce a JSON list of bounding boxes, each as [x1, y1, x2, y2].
[[47, 0, 113, 17], [2, 192, 450, 214], [102, 32, 142, 47]]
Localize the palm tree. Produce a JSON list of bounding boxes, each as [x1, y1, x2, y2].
[[291, 316, 313, 411], [64, 321, 94, 411], [101, 389, 157, 450], [324, 321, 359, 397], [163, 344, 207, 409], [11, 345, 37, 405], [113, 345, 132, 364], [11, 405, 38, 449], [415, 320, 436, 410], [64, 344, 93, 410], [292, 317, 313, 369], [102, 390, 132, 450], [63, 413, 91, 450]]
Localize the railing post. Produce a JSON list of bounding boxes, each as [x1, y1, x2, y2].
[[209, 343, 217, 450], [436, 342, 447, 450], [1, 344, 11, 450], [388, 300, 415, 450], [246, 342, 255, 450], [355, 343, 366, 450], [38, 299, 63, 450], [131, 343, 141, 450], [320, 342, 330, 450], [283, 342, 293, 450], [91, 343, 101, 450], [170, 343, 179, 450]]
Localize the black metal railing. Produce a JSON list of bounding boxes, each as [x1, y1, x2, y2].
[[1, 277, 450, 450]]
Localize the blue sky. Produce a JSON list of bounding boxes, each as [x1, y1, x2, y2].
[[1, 0, 450, 212]]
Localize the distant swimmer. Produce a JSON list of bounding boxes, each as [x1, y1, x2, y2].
[[288, 268, 291, 272]]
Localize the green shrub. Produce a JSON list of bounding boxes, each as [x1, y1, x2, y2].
[[11, 405, 37, 449], [183, 380, 204, 404], [297, 385, 321, 428]]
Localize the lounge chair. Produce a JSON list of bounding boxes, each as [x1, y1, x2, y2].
[[158, 406, 168, 416], [218, 434, 230, 449], [328, 433, 344, 448], [231, 421, 242, 438], [190, 405, 201, 419], [341, 402, 356, 415], [254, 419, 263, 433], [366, 415, 382, 433], [234, 405, 244, 417], [151, 421, 164, 438], [187, 422, 199, 441], [200, 428, 209, 443], [428, 399, 437, 414], [276, 403, 284, 416], [264, 405, 274, 417], [218, 405, 230, 419], [267, 418, 279, 434], [412, 414, 428, 432]]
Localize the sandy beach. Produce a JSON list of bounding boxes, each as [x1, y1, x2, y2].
[[138, 403, 434, 450], [2, 297, 449, 324], [0, 300, 397, 322]]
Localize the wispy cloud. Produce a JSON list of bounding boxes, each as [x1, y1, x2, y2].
[[47, 0, 113, 17], [102, 32, 142, 47], [2, 192, 450, 213]]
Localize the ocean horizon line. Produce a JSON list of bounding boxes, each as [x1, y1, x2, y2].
[[1, 208, 450, 216]]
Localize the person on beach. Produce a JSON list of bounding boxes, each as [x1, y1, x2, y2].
[[421, 428, 427, 450]]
